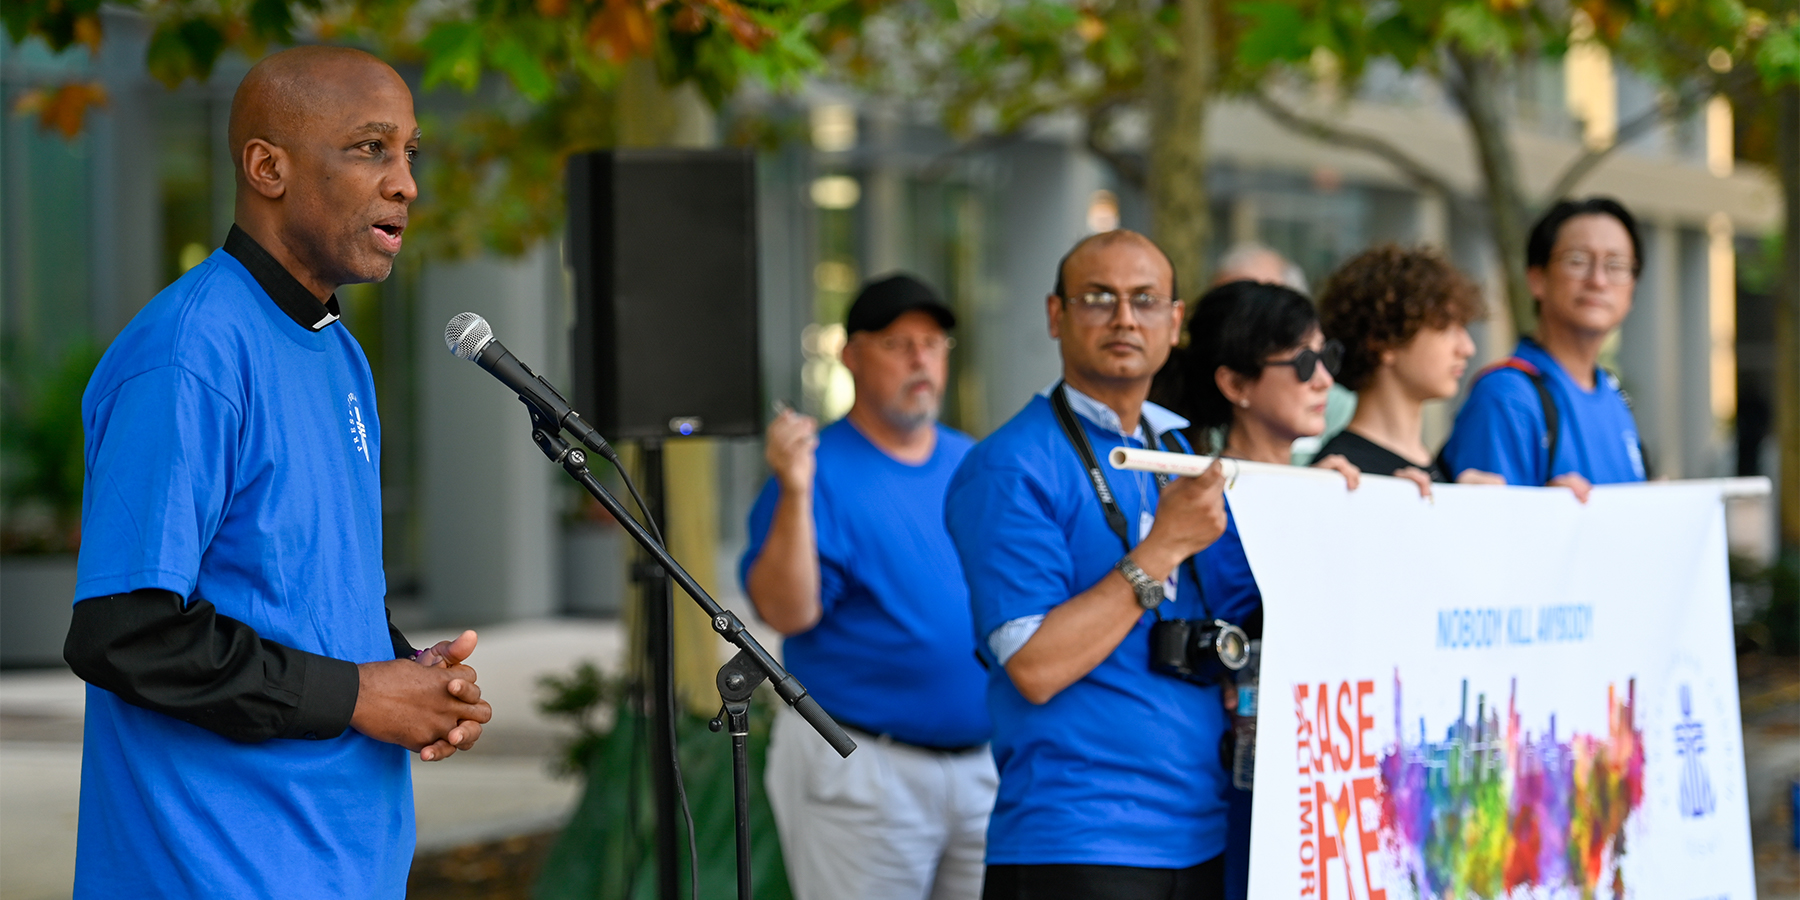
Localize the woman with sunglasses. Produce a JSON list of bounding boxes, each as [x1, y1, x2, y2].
[[1177, 279, 1370, 486], [1315, 246, 1503, 489], [1167, 278, 1375, 900]]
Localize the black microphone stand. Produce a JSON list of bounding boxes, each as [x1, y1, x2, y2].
[[520, 402, 856, 900]]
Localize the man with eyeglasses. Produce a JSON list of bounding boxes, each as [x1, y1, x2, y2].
[[741, 274, 995, 900], [1440, 197, 1649, 496], [945, 231, 1235, 900]]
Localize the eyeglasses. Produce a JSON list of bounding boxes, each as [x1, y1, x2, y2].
[[872, 334, 955, 357], [1265, 340, 1343, 382], [1063, 291, 1174, 322], [1551, 250, 1636, 284]]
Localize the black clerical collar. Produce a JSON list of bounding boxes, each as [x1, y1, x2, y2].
[[222, 225, 343, 332]]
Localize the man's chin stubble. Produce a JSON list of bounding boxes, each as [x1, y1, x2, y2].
[[881, 398, 940, 432]]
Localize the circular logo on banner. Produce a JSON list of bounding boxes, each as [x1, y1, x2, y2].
[[1644, 655, 1739, 858]]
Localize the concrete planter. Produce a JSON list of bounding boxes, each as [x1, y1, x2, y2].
[[1, 554, 77, 668]]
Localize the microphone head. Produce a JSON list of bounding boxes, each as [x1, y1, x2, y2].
[[444, 312, 494, 361]]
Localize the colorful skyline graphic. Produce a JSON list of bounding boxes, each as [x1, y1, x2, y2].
[[1378, 675, 1646, 899]]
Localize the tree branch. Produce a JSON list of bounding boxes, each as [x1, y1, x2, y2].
[[1083, 95, 1147, 191], [1249, 87, 1459, 202], [1541, 68, 1754, 204]]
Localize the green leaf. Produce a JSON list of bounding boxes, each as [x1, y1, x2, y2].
[[247, 0, 296, 43], [1368, 11, 1428, 67], [144, 17, 226, 88], [1754, 21, 1800, 88], [1440, 2, 1514, 58], [490, 34, 556, 102], [1235, 1, 1310, 67], [421, 21, 485, 93]]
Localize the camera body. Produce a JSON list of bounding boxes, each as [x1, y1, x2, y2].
[[1150, 618, 1250, 686]]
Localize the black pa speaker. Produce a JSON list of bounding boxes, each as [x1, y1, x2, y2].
[[566, 149, 761, 439]]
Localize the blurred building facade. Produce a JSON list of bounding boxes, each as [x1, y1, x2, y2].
[[0, 12, 1783, 656]]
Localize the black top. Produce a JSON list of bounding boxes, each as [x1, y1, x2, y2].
[[1315, 429, 1449, 483], [64, 228, 411, 744], [222, 225, 345, 332]]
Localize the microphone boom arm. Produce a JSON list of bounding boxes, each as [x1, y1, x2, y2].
[[522, 402, 857, 759]]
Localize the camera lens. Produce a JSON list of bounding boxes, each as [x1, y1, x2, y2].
[[1213, 621, 1250, 670]]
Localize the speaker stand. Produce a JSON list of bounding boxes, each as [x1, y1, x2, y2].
[[636, 438, 681, 900]]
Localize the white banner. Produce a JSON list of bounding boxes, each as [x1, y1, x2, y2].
[[1229, 474, 1756, 900]]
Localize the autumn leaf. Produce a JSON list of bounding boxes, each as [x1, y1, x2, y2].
[[586, 0, 656, 62], [1075, 12, 1105, 44], [673, 4, 707, 33], [13, 82, 109, 140], [703, 0, 772, 49], [73, 14, 102, 52]]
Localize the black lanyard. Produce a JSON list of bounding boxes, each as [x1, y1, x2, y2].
[[1049, 382, 1209, 617]]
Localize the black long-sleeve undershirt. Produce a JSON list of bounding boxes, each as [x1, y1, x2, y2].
[[64, 589, 417, 743]]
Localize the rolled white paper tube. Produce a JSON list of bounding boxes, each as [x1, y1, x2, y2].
[[1108, 447, 1227, 477], [1108, 446, 1349, 483]]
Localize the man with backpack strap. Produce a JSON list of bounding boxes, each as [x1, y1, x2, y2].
[[1440, 197, 1649, 499]]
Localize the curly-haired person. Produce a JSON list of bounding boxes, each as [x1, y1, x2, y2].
[[1315, 245, 1502, 486]]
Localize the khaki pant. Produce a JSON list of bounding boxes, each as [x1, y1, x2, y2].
[[765, 706, 997, 900]]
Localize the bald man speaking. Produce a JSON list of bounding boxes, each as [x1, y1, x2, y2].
[[63, 47, 488, 897]]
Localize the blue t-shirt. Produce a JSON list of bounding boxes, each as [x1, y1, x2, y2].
[[1440, 337, 1647, 486], [944, 394, 1250, 868], [73, 250, 410, 898], [740, 418, 989, 748]]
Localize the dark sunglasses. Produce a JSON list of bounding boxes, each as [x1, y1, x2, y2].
[[1266, 340, 1343, 382]]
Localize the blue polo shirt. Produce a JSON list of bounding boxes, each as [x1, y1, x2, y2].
[[73, 250, 409, 898], [740, 418, 989, 748], [945, 392, 1253, 869], [1440, 337, 1647, 486]]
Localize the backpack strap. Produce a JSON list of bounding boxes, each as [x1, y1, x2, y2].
[[1603, 368, 1654, 480], [1440, 358, 1560, 485]]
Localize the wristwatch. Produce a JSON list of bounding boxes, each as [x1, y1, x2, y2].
[[1116, 555, 1164, 610]]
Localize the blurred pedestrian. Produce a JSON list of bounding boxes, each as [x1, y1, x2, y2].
[[63, 47, 488, 900], [1438, 197, 1650, 499], [742, 274, 995, 900], [946, 230, 1238, 900], [1315, 245, 1502, 486], [1211, 242, 1309, 294]]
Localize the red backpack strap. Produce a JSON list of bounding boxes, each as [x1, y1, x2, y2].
[[1476, 357, 1542, 380], [1471, 356, 1559, 483]]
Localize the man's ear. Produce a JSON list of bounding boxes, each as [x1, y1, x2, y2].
[[839, 335, 861, 378], [1524, 266, 1548, 307], [241, 139, 288, 200], [1045, 294, 1063, 340], [1167, 300, 1185, 346]]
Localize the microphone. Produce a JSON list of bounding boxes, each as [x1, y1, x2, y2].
[[443, 312, 615, 462]]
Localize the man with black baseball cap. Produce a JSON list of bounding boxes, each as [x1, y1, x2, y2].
[[740, 274, 995, 900]]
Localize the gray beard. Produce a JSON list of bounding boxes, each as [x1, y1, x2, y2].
[[879, 393, 940, 432]]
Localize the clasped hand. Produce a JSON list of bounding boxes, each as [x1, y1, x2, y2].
[[351, 630, 492, 762]]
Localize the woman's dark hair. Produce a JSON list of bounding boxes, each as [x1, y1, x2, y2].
[[1317, 245, 1486, 392], [1526, 196, 1643, 276], [1177, 280, 1320, 434]]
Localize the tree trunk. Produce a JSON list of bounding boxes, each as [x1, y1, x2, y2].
[[1144, 0, 1213, 297], [1450, 49, 1537, 336], [1777, 84, 1799, 554]]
